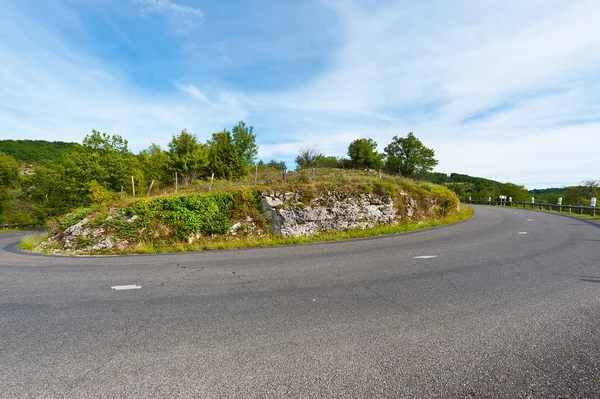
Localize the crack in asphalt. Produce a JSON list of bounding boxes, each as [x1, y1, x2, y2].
[[238, 275, 252, 292]]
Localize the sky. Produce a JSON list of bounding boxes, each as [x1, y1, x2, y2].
[[1, 0, 599, 189]]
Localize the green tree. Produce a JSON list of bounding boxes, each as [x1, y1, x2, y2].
[[384, 133, 438, 177], [347, 138, 383, 170], [498, 183, 529, 202], [0, 152, 19, 188], [0, 152, 20, 217], [257, 159, 287, 171], [207, 130, 247, 180], [583, 179, 599, 199], [22, 131, 142, 218], [167, 130, 208, 185], [138, 144, 173, 188], [564, 186, 587, 205], [295, 146, 323, 169], [231, 121, 258, 167]]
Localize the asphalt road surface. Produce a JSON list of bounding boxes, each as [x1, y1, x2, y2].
[[1, 205, 600, 398]]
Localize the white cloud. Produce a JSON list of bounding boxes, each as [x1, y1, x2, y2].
[[245, 0, 600, 187], [1, 0, 599, 188], [175, 83, 211, 104], [132, 0, 204, 35]]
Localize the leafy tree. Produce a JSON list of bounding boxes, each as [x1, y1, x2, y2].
[[257, 159, 287, 171], [22, 131, 143, 217], [83, 130, 129, 154], [347, 138, 383, 170], [0, 152, 19, 188], [564, 186, 587, 205], [384, 133, 437, 177], [231, 121, 258, 167], [138, 144, 173, 188], [207, 130, 247, 180], [0, 152, 19, 217], [167, 130, 208, 185], [0, 140, 80, 164], [295, 146, 323, 169], [498, 183, 529, 202], [583, 179, 599, 198], [315, 155, 344, 169]]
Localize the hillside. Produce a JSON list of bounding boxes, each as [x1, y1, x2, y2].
[[425, 172, 530, 202], [0, 139, 80, 164], [27, 169, 466, 255]]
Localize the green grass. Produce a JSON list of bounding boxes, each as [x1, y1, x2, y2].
[[481, 203, 600, 222], [18, 232, 50, 252], [25, 168, 465, 256], [529, 208, 600, 221], [0, 228, 18, 233], [97, 206, 473, 255]]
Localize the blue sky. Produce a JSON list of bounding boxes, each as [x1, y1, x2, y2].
[[1, 0, 599, 189]]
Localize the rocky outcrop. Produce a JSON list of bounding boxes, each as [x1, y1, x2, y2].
[[260, 191, 398, 238]]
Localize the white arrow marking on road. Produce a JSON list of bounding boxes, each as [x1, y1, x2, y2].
[[413, 255, 438, 259], [111, 285, 141, 290], [518, 232, 528, 235]]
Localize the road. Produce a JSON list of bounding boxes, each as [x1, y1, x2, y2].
[[1, 205, 600, 398]]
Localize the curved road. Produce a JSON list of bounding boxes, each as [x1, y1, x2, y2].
[[1, 206, 600, 398]]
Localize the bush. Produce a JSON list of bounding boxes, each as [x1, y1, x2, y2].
[[124, 192, 237, 239], [59, 207, 93, 230]]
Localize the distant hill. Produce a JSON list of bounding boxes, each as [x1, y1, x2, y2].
[[424, 172, 530, 201], [0, 140, 80, 164]]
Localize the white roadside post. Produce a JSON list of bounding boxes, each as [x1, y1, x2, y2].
[[592, 197, 597, 217], [509, 197, 512, 207], [531, 197, 535, 210], [499, 195, 506, 207], [558, 197, 562, 213]]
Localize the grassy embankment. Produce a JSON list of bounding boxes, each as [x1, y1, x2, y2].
[[19, 168, 473, 255]]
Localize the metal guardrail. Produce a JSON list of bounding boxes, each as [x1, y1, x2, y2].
[[466, 200, 598, 217], [0, 223, 44, 230]]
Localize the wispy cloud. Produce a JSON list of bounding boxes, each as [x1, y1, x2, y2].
[[132, 0, 204, 35], [2, 0, 600, 188], [175, 83, 211, 104]]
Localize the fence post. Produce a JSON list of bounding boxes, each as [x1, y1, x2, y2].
[[209, 173, 214, 192], [147, 180, 155, 196], [131, 176, 135, 197], [175, 172, 178, 194], [254, 165, 258, 185]]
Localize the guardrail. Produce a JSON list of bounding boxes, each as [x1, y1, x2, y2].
[[465, 200, 598, 217], [0, 223, 44, 230]]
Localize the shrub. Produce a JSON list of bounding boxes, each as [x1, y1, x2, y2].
[[59, 207, 92, 230], [124, 192, 238, 239]]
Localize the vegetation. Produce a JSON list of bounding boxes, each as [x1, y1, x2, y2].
[[0, 140, 80, 164], [384, 133, 438, 176], [2, 122, 595, 240], [347, 138, 384, 170], [19, 232, 50, 252], [19, 168, 466, 255]]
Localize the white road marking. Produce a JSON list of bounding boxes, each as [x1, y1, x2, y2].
[[527, 219, 533, 221], [518, 232, 528, 235], [413, 255, 438, 259], [111, 285, 141, 290]]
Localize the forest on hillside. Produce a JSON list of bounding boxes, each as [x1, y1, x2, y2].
[[0, 126, 597, 225], [0, 140, 80, 164]]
